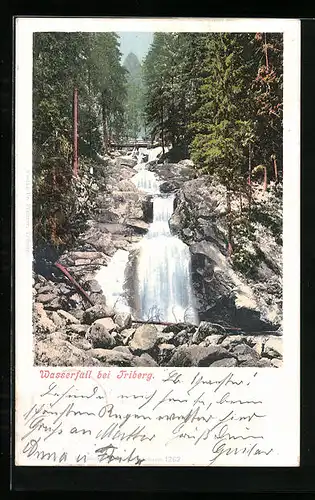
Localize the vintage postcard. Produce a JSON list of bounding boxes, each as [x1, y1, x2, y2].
[[15, 17, 300, 467]]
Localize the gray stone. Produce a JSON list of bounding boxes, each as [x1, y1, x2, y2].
[[68, 293, 84, 307], [46, 296, 68, 311], [114, 312, 132, 330], [157, 331, 175, 344], [158, 343, 175, 364], [37, 285, 54, 295], [173, 329, 191, 346], [168, 176, 282, 331], [136, 353, 158, 367], [34, 303, 56, 334], [160, 181, 180, 193], [68, 309, 84, 322], [86, 323, 115, 349], [232, 343, 260, 364], [167, 345, 234, 367], [50, 311, 64, 328], [199, 334, 224, 347], [113, 346, 132, 354], [178, 159, 194, 167], [192, 321, 225, 344], [87, 280, 102, 293], [94, 317, 116, 332], [83, 304, 110, 324], [88, 348, 136, 366], [70, 338, 93, 351], [220, 335, 249, 350], [116, 156, 137, 168], [120, 328, 136, 345], [36, 292, 58, 304], [66, 324, 89, 335], [89, 292, 107, 306], [210, 358, 238, 367], [75, 259, 91, 266], [263, 337, 283, 359], [129, 324, 158, 354], [126, 219, 149, 234], [57, 309, 80, 324], [34, 336, 101, 367]]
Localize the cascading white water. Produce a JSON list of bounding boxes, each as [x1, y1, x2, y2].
[[96, 146, 198, 325], [131, 169, 161, 194], [135, 192, 198, 324], [95, 249, 131, 313], [147, 146, 168, 162]]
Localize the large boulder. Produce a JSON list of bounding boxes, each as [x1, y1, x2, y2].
[[82, 304, 113, 325], [114, 312, 132, 331], [34, 333, 101, 366], [167, 344, 235, 367], [94, 317, 116, 332], [231, 343, 260, 365], [148, 162, 196, 185], [115, 156, 137, 168], [86, 322, 116, 349], [33, 303, 56, 335], [168, 177, 282, 332], [88, 348, 137, 366], [129, 324, 158, 354]]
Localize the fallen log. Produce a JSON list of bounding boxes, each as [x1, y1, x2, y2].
[[53, 261, 94, 306], [131, 319, 242, 332], [131, 320, 186, 326]]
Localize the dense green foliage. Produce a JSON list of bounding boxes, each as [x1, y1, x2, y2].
[[143, 32, 283, 274], [143, 32, 282, 182], [33, 32, 126, 254]]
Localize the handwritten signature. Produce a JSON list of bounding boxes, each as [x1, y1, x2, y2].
[[17, 369, 273, 466]]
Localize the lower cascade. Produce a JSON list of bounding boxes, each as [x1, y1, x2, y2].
[[135, 192, 199, 325]]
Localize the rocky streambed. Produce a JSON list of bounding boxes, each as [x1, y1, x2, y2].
[[33, 150, 283, 368]]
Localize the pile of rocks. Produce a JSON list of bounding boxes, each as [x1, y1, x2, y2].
[[33, 272, 282, 368]]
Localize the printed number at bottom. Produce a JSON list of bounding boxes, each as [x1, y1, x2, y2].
[[165, 456, 181, 463]]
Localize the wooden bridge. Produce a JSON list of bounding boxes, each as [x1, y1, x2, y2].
[[109, 141, 162, 149]]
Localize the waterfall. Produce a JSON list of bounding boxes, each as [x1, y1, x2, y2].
[[95, 249, 131, 313], [135, 193, 198, 325], [96, 148, 198, 325], [131, 169, 160, 194], [147, 146, 168, 162]]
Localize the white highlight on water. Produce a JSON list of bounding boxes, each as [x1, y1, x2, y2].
[[95, 249, 131, 313], [131, 169, 161, 195], [147, 146, 168, 162]]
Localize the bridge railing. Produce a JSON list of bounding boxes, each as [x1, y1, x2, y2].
[[109, 141, 161, 149]]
